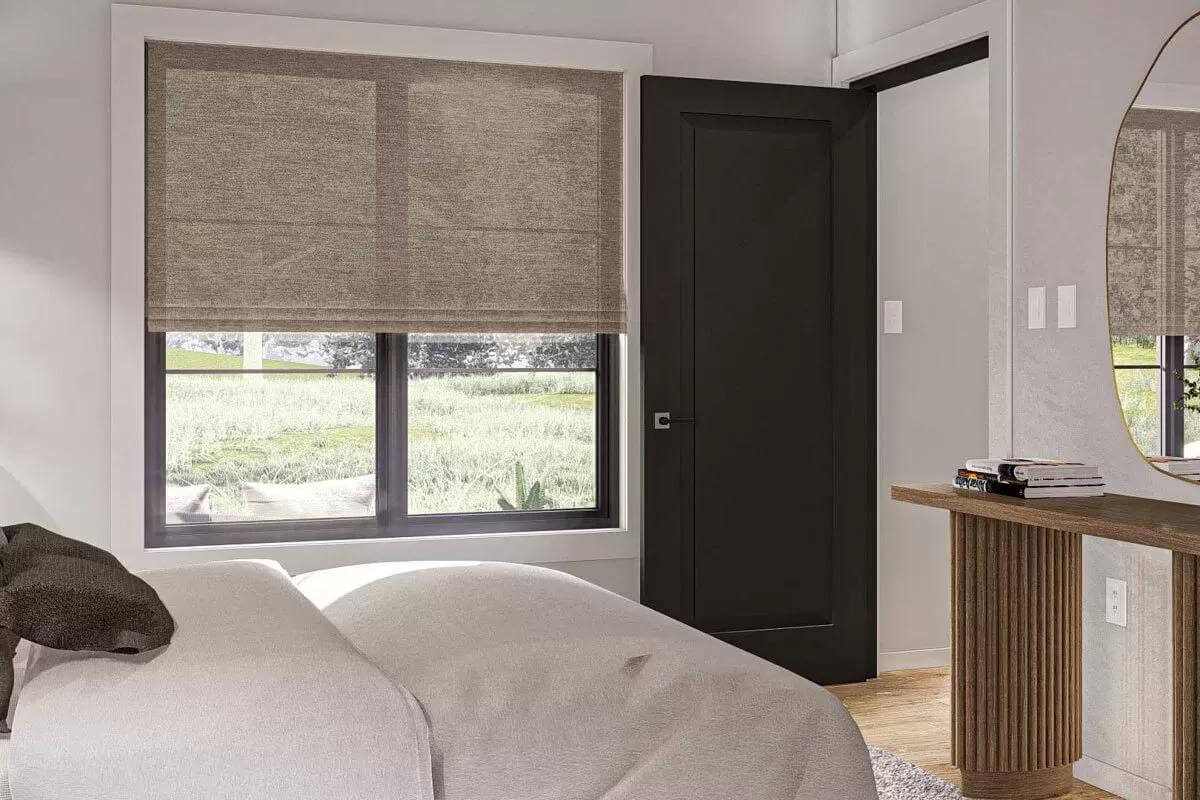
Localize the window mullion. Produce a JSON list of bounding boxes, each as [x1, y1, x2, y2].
[[1164, 335, 1186, 457], [378, 333, 408, 535]]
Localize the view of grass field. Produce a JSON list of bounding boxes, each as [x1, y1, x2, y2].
[[1111, 336, 1200, 457], [1112, 337, 1160, 456], [166, 348, 313, 371], [166, 346, 596, 518]]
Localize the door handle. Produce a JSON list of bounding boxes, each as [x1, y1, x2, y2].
[[653, 411, 697, 430]]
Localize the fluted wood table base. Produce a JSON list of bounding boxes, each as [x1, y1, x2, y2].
[[1175, 553, 1200, 800], [951, 512, 1082, 799]]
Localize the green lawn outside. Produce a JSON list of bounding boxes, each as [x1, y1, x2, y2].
[[1111, 337, 1159, 455], [166, 370, 596, 517], [1111, 337, 1156, 366], [166, 347, 319, 371]]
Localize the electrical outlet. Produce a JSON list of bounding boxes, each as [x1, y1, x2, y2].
[[1105, 577, 1127, 627]]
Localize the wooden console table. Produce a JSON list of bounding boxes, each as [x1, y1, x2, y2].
[[893, 483, 1200, 800]]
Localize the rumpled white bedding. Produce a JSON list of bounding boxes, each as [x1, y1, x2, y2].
[[11, 560, 434, 800], [296, 561, 877, 800]]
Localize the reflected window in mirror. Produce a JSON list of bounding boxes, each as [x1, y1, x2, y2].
[[1111, 335, 1200, 457], [1110, 104, 1200, 463]]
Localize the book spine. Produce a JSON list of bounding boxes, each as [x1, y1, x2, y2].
[[958, 468, 1010, 482], [954, 475, 1024, 497]]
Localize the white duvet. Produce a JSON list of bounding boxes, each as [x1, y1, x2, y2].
[[11, 561, 434, 800], [296, 561, 877, 800]]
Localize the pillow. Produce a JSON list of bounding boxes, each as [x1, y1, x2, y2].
[[0, 524, 173, 653], [0, 524, 175, 730], [165, 484, 210, 514], [242, 474, 375, 518]]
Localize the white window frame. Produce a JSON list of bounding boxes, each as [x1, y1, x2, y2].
[[110, 4, 650, 573]]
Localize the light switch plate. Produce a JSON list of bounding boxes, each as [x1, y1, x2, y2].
[[1057, 284, 1077, 329], [1105, 577, 1127, 627], [883, 300, 903, 334], [1028, 286, 1046, 330]]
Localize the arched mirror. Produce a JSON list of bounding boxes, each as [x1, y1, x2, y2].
[[1109, 12, 1200, 480]]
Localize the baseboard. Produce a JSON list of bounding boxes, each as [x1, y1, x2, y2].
[[1074, 755, 1171, 800], [877, 647, 950, 672]]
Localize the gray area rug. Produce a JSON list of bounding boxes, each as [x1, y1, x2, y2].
[[870, 746, 962, 800]]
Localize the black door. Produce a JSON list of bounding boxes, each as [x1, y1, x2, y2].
[[641, 76, 876, 684]]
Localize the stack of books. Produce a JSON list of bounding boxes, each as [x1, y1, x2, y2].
[[1147, 457, 1200, 481], [954, 458, 1104, 499]]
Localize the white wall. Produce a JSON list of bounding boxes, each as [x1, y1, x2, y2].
[[877, 59, 989, 671], [837, 0, 983, 54], [1012, 2, 1200, 797], [0, 0, 836, 597]]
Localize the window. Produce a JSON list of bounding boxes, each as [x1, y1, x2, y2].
[[139, 39, 630, 547], [147, 332, 617, 545]]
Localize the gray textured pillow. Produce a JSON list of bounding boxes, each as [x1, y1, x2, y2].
[[0, 524, 175, 731], [166, 483, 211, 514], [242, 474, 375, 519]]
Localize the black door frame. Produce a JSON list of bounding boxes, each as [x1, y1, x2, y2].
[[848, 37, 988, 93]]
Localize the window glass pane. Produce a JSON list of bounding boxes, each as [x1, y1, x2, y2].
[[1114, 366, 1160, 457], [1111, 335, 1158, 366], [408, 334, 598, 515], [165, 332, 376, 523], [165, 332, 376, 370], [1186, 368, 1200, 457]]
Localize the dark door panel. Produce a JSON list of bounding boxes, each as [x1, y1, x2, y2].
[[641, 76, 876, 684]]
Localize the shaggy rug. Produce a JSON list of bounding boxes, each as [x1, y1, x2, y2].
[[870, 746, 962, 800]]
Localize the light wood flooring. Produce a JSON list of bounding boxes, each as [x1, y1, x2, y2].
[[828, 668, 1118, 799]]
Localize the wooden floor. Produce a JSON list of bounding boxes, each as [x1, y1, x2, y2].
[[829, 668, 1118, 799]]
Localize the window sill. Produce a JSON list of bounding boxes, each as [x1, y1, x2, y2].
[[119, 525, 639, 575]]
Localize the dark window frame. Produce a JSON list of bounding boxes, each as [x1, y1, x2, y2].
[[145, 332, 620, 547]]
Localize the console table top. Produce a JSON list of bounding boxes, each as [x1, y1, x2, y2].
[[892, 483, 1200, 556]]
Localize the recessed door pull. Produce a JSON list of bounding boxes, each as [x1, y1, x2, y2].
[[653, 411, 697, 430]]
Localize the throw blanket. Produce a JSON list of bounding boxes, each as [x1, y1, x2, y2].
[[297, 561, 877, 800]]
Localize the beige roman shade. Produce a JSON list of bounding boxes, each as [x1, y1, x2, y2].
[[1108, 108, 1200, 337], [145, 41, 625, 333]]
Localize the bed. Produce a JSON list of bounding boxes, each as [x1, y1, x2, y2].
[[7, 559, 876, 799]]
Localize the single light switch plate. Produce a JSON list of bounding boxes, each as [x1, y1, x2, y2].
[[883, 300, 903, 334], [1105, 577, 1127, 627], [1028, 286, 1046, 330], [1057, 284, 1077, 329]]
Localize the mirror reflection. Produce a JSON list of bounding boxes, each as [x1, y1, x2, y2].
[[1109, 14, 1200, 480]]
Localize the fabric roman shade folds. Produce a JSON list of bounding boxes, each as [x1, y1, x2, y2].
[[1108, 108, 1200, 337], [145, 41, 625, 333]]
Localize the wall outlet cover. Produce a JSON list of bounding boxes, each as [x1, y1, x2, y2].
[[1105, 577, 1127, 627]]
